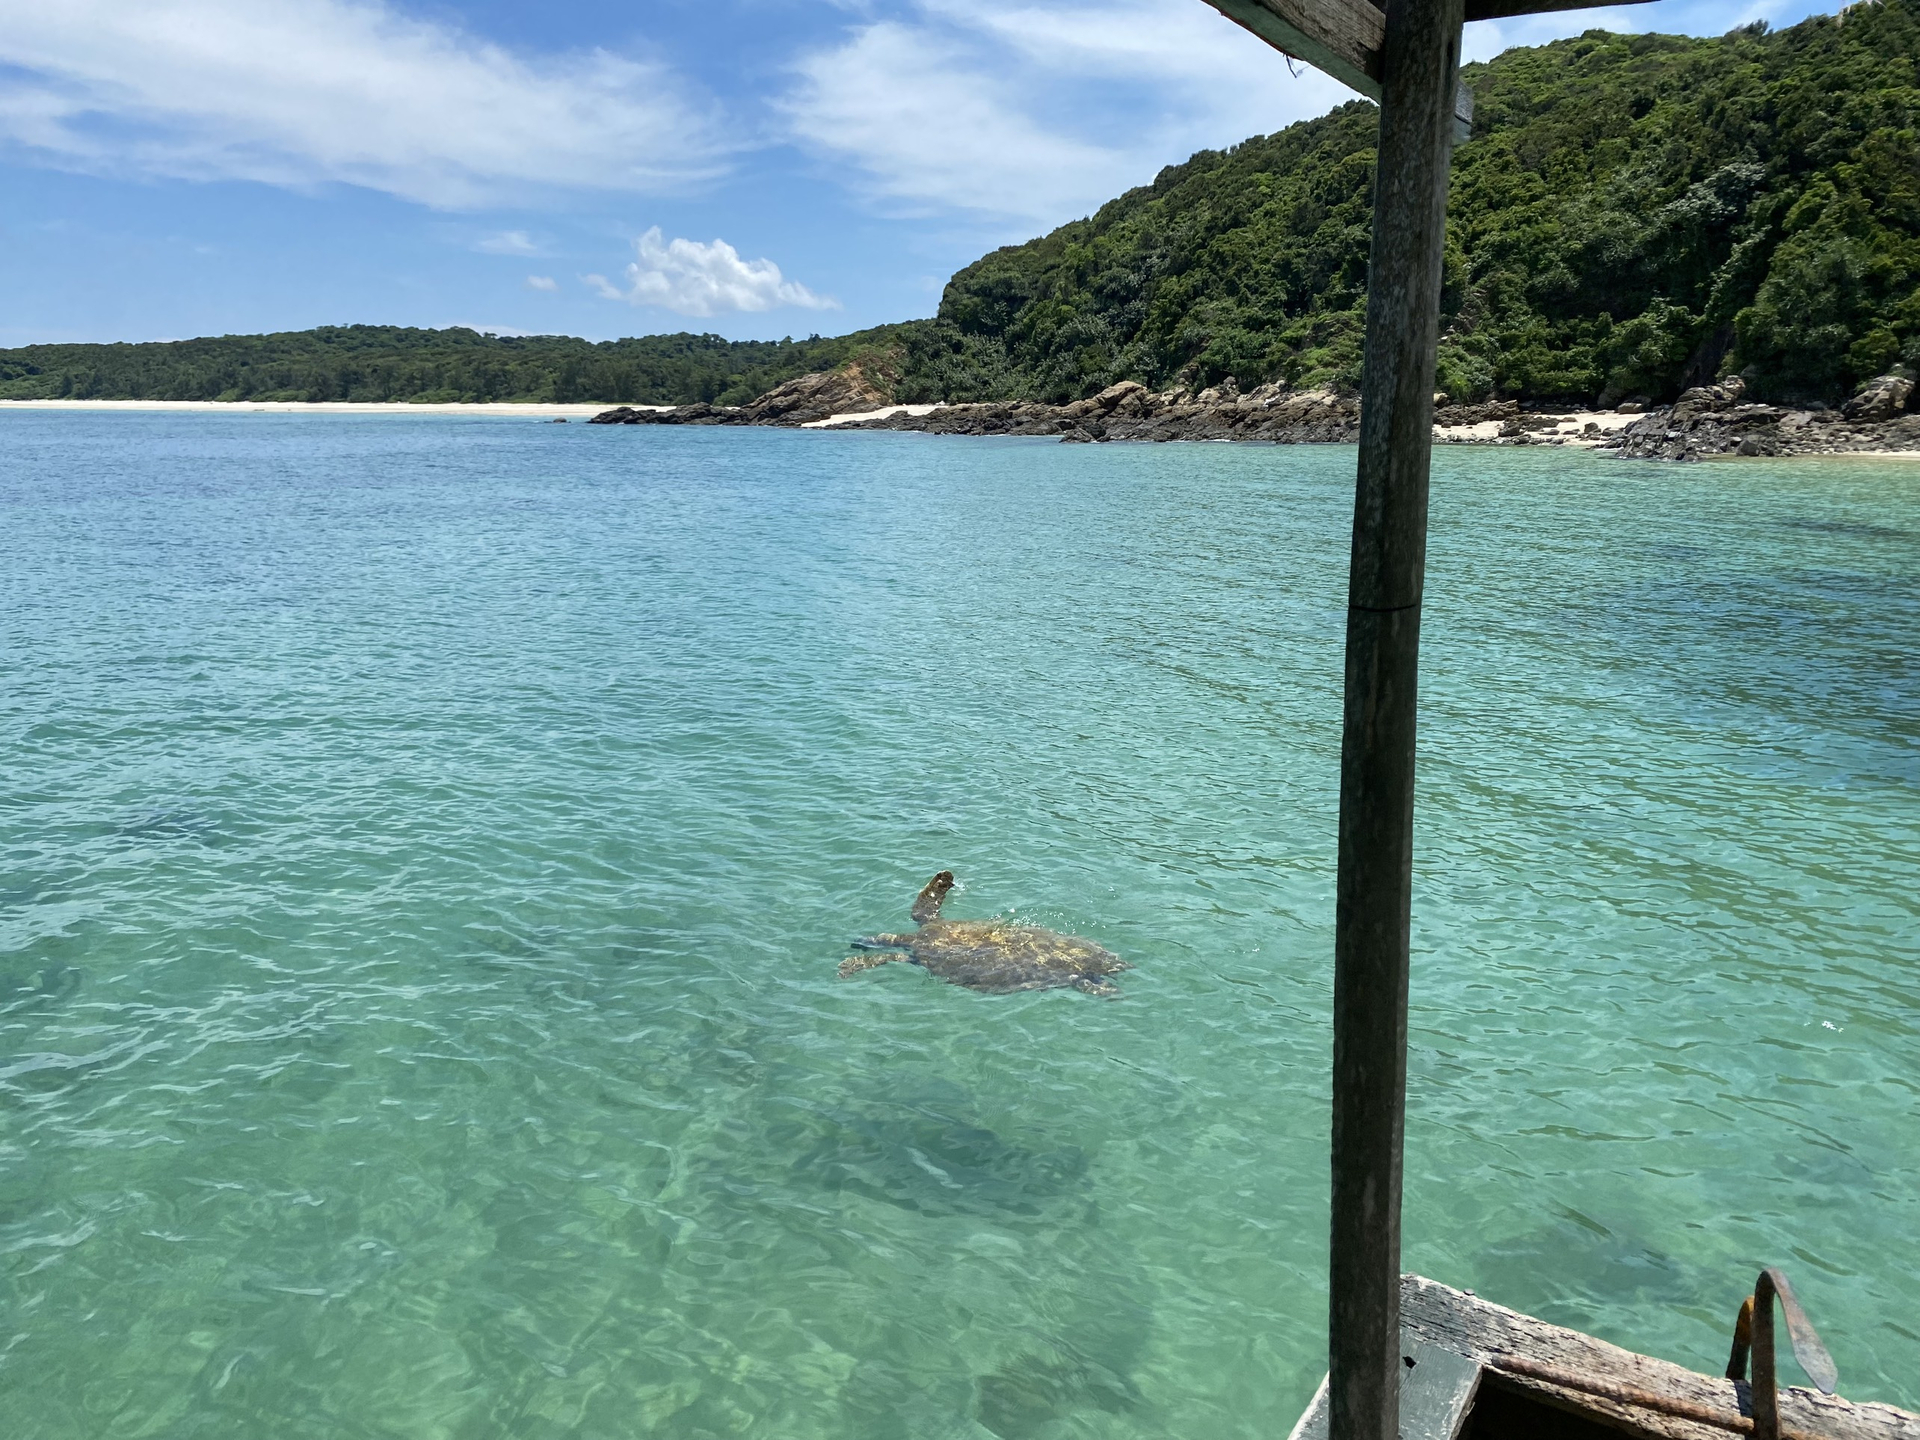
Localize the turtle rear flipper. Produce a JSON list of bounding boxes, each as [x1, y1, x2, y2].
[[910, 871, 956, 923], [1071, 977, 1121, 997]]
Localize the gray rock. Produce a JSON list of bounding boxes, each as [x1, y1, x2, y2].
[[1843, 372, 1914, 422], [589, 365, 1920, 459]]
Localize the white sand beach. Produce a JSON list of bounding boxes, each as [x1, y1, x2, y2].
[[800, 403, 944, 429], [1433, 409, 1641, 445]]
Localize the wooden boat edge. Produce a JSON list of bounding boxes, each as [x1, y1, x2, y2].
[[1289, 1275, 1920, 1440]]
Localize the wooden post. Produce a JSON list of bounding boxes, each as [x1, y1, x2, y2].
[[1328, 5, 1464, 1440]]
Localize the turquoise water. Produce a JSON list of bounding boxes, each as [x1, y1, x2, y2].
[[1, 414, 1915, 1439]]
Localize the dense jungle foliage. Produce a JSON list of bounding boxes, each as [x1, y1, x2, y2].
[[2, 2, 1913, 407], [922, 0, 1920, 405]]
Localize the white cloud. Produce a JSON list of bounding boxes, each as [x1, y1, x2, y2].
[[584, 227, 837, 317], [781, 0, 1353, 227], [526, 275, 559, 292], [0, 0, 725, 207], [784, 22, 1134, 223], [478, 230, 542, 256], [782, 0, 1836, 231]]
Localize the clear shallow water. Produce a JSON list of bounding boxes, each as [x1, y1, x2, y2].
[[0, 414, 1914, 1439]]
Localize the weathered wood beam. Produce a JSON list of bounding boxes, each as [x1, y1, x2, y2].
[[1464, 0, 1656, 18], [1367, 0, 1660, 17], [1329, 8, 1463, 1440], [1203, 0, 1386, 96], [1401, 1276, 1920, 1440], [1202, 0, 1655, 100]]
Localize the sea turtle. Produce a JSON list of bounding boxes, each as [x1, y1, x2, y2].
[[839, 872, 1129, 996]]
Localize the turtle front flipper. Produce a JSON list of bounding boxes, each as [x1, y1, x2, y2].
[[851, 933, 914, 950], [839, 953, 899, 978], [910, 871, 956, 923], [1071, 976, 1122, 997]]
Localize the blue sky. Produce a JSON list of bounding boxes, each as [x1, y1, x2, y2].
[[0, 0, 1842, 346]]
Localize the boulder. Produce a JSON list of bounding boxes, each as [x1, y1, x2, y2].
[[1062, 381, 1149, 421], [738, 362, 894, 425], [590, 359, 900, 427], [1671, 381, 1741, 419], [1842, 372, 1914, 422]]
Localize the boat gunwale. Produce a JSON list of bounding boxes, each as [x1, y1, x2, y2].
[[1395, 1275, 1920, 1440]]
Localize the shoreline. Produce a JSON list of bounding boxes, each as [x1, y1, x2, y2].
[[1433, 409, 1637, 446], [800, 403, 943, 429], [6, 397, 1916, 459], [600, 381, 1920, 461]]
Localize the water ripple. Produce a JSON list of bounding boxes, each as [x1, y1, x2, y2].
[[0, 417, 1914, 1437]]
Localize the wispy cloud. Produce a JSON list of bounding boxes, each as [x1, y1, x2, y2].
[[780, 0, 1353, 226], [477, 230, 543, 256], [779, 0, 1819, 231], [783, 22, 1134, 223], [0, 0, 726, 207], [584, 227, 837, 317], [526, 275, 559, 292]]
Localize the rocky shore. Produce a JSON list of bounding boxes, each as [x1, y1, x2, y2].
[[1602, 373, 1920, 460], [589, 364, 897, 429], [589, 377, 1366, 443], [588, 369, 1920, 460]]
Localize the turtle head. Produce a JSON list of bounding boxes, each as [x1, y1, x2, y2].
[[911, 871, 956, 923]]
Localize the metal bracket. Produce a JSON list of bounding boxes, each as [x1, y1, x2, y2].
[[1725, 1268, 1839, 1440], [1453, 80, 1474, 142]]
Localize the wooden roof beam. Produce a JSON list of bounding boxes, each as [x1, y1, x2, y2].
[[1462, 0, 1655, 19], [1202, 0, 1655, 101], [1206, 0, 1385, 97]]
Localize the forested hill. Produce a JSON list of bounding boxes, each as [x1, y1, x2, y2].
[[3, 2, 1914, 409], [921, 0, 1920, 406]]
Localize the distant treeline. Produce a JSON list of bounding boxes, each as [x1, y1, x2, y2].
[[5, 2, 1914, 409], [0, 326, 910, 407]]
